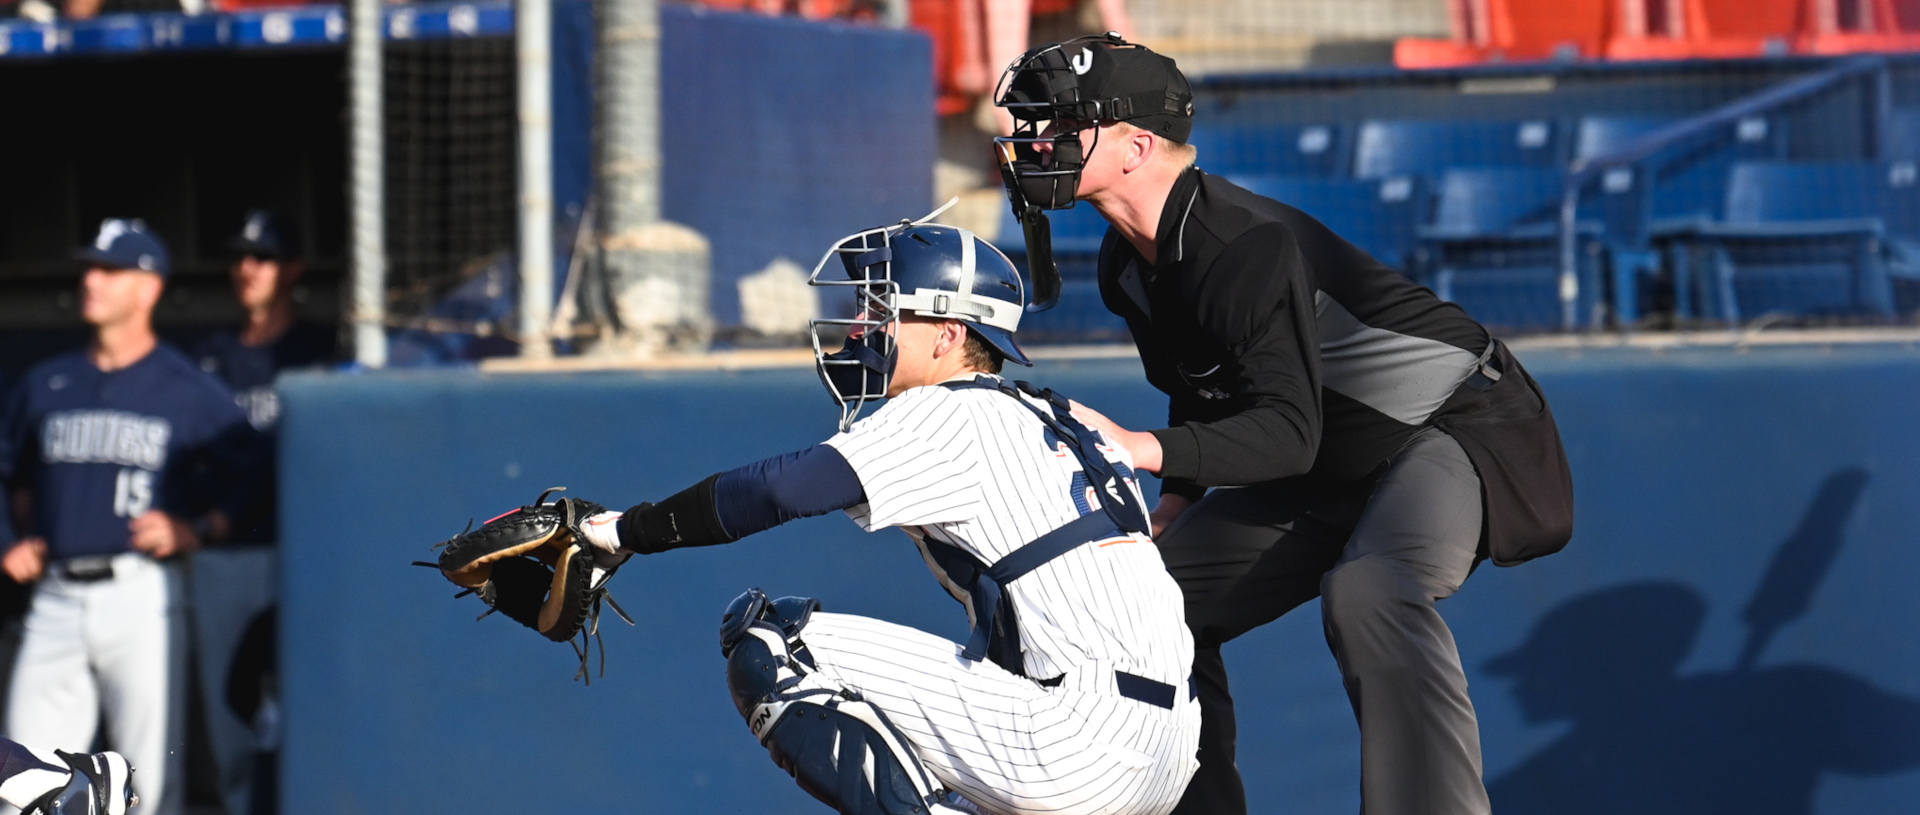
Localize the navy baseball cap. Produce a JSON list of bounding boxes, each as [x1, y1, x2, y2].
[[75, 218, 170, 277], [228, 210, 301, 260]]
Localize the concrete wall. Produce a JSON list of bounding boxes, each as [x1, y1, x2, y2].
[[277, 340, 1920, 813]]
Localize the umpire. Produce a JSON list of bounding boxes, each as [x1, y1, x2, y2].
[[994, 36, 1575, 815]]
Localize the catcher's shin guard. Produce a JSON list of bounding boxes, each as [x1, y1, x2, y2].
[[26, 751, 136, 815], [721, 589, 950, 815]]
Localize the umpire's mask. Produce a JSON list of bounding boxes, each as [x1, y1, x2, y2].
[[993, 33, 1194, 212], [992, 33, 1193, 312]]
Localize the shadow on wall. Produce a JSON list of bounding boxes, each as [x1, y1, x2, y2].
[[1486, 468, 1920, 814]]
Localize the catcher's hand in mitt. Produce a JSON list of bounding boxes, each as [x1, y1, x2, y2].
[[416, 488, 635, 682]]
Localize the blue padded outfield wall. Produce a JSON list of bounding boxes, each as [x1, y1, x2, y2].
[[277, 342, 1920, 814]]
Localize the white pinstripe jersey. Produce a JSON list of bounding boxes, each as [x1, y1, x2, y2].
[[824, 375, 1192, 685]]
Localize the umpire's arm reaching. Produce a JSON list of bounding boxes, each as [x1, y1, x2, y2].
[[1075, 222, 1324, 528]]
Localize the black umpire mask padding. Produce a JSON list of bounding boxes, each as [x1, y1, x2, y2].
[[998, 132, 1085, 213], [1021, 208, 1062, 312], [819, 332, 895, 406]]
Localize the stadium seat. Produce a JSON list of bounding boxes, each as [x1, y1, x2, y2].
[[1597, 113, 1792, 228], [1664, 160, 1917, 323], [1010, 279, 1132, 342], [1423, 166, 1565, 238], [996, 202, 1111, 260], [1394, 0, 1611, 67], [1575, 114, 1676, 162], [1415, 166, 1607, 332], [1606, 0, 1802, 59], [1353, 119, 1565, 179], [995, 202, 1115, 336], [1229, 175, 1429, 272], [1573, 113, 1791, 321], [1187, 123, 1348, 178], [1887, 108, 1920, 159], [1799, 0, 1920, 53]]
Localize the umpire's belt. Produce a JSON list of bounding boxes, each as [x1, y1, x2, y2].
[[1037, 670, 1196, 710]]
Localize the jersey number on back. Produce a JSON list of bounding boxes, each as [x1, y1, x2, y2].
[[1048, 430, 1138, 518]]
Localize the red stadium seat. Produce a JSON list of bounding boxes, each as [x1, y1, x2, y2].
[[1798, 0, 1920, 54], [1605, 0, 1800, 59], [1396, 0, 1612, 67], [214, 0, 324, 9]]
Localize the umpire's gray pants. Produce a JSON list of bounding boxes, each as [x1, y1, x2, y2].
[[1161, 427, 1490, 815]]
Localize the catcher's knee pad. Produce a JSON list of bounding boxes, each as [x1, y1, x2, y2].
[[720, 589, 946, 815], [721, 588, 823, 722]]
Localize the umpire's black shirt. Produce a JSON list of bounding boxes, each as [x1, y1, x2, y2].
[[1097, 166, 1573, 564]]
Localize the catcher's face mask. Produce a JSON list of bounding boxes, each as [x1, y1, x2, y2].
[[810, 202, 1033, 431], [810, 222, 906, 433]]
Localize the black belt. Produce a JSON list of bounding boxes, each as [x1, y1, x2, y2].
[[56, 556, 115, 583], [1036, 671, 1196, 710]]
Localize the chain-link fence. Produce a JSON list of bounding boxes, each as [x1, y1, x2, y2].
[[1, 0, 1918, 371]]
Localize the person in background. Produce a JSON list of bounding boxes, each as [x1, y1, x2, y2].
[[195, 210, 336, 443], [0, 218, 264, 815], [189, 209, 334, 815]]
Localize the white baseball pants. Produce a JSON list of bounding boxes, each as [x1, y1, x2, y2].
[[5, 553, 186, 815], [794, 612, 1200, 815]]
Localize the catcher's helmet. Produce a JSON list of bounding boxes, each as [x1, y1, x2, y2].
[[809, 215, 1032, 431]]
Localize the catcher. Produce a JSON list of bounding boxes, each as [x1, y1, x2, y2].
[[430, 216, 1200, 815]]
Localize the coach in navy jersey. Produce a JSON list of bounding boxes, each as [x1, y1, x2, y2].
[[995, 37, 1575, 815], [0, 218, 265, 815]]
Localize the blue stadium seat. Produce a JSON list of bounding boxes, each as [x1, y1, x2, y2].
[[1664, 160, 1916, 323], [1574, 115, 1675, 162], [1574, 113, 1793, 322], [1424, 166, 1564, 238], [1187, 123, 1349, 178], [1013, 279, 1131, 342], [1415, 166, 1606, 332], [1229, 174, 1428, 272], [996, 202, 1111, 260], [1577, 113, 1790, 225], [1635, 114, 1790, 227], [1885, 109, 1920, 160], [992, 203, 1127, 342], [1353, 119, 1565, 179]]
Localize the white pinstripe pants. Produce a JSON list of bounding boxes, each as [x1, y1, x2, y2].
[[791, 612, 1200, 815]]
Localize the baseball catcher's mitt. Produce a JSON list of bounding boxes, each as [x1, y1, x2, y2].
[[415, 488, 634, 682]]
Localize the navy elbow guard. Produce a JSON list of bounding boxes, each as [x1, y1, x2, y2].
[[618, 474, 736, 554]]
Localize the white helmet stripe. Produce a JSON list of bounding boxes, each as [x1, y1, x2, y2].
[[956, 227, 978, 305]]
